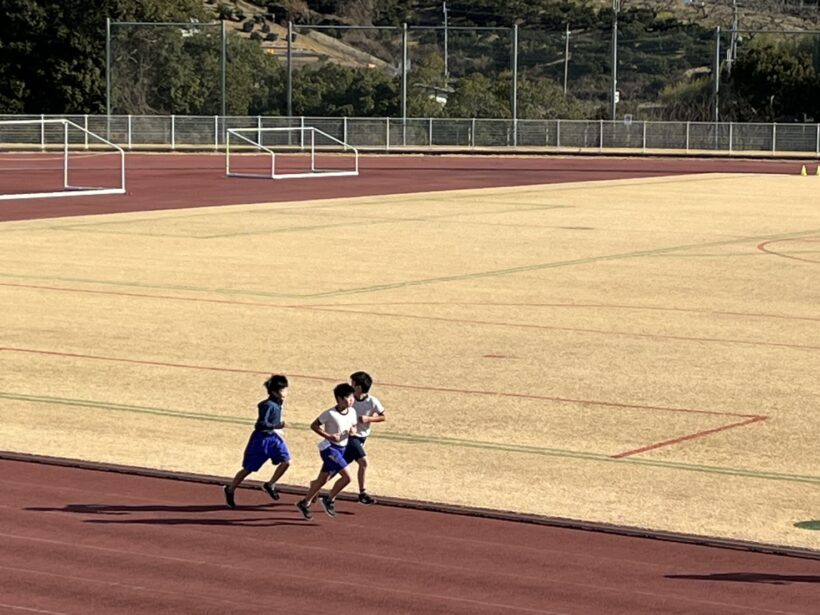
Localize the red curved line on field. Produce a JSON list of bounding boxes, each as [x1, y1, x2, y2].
[[2, 282, 817, 352], [757, 237, 820, 264], [302, 300, 820, 323], [299, 305, 820, 352], [611, 416, 769, 458], [0, 345, 761, 418]]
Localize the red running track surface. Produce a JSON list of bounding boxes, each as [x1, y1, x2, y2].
[[0, 153, 812, 222], [1, 458, 818, 615]]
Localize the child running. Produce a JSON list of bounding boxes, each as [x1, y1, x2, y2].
[[344, 371, 386, 505], [223, 374, 291, 508], [295, 383, 358, 520]]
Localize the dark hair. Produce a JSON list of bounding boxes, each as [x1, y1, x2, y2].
[[350, 371, 373, 393], [265, 374, 288, 394], [333, 383, 355, 399]]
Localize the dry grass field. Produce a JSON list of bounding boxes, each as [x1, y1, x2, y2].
[[1, 171, 818, 549]]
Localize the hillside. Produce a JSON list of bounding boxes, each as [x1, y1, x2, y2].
[[206, 0, 819, 72]]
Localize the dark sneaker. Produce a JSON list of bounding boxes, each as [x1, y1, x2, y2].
[[223, 485, 236, 509], [358, 492, 376, 505], [296, 499, 312, 520], [319, 495, 337, 518], [261, 482, 280, 501]]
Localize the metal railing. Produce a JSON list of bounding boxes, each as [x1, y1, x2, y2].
[[2, 115, 819, 156]]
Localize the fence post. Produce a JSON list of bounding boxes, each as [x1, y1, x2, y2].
[[686, 121, 690, 152], [386, 117, 390, 152], [557, 119, 561, 148], [221, 19, 227, 117], [127, 114, 132, 150], [40, 114, 45, 151], [106, 18, 111, 123], [257, 115, 262, 144], [213, 115, 218, 152], [429, 117, 433, 146], [642, 121, 647, 153], [471, 118, 476, 147], [287, 22, 293, 118], [171, 114, 176, 151], [599, 118, 604, 151], [401, 23, 408, 147], [343, 116, 348, 145], [300, 116, 305, 150], [512, 24, 518, 147], [84, 114, 89, 150], [729, 121, 733, 153], [772, 123, 776, 155], [714, 27, 721, 124]]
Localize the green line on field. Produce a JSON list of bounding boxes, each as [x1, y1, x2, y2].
[[2, 391, 818, 486], [1, 228, 818, 299]]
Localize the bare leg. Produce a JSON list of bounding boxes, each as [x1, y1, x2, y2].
[[328, 467, 352, 500], [265, 460, 290, 488], [356, 457, 368, 493], [228, 468, 252, 492], [303, 472, 330, 505]]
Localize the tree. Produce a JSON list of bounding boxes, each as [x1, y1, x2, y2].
[[517, 75, 586, 119], [723, 35, 820, 122], [0, 0, 209, 113], [444, 73, 510, 117], [658, 76, 713, 121]]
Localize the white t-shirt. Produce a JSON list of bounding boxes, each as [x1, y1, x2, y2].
[[316, 406, 358, 450], [353, 394, 385, 438]]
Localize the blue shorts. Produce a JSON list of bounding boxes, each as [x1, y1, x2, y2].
[[320, 444, 350, 476], [242, 431, 291, 472]]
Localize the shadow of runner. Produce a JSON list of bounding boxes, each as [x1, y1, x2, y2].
[[26, 503, 279, 515], [84, 516, 316, 528], [666, 573, 820, 584], [25, 503, 317, 527]]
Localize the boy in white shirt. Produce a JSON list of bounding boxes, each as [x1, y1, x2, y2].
[[295, 383, 358, 520], [344, 371, 386, 505]]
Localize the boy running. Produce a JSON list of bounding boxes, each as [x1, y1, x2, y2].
[[344, 371, 386, 505], [223, 374, 291, 508], [295, 383, 358, 520]]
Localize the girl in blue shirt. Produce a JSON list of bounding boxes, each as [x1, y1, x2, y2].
[[223, 374, 291, 508]]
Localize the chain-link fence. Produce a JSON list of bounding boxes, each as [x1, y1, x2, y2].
[[108, 21, 227, 117], [106, 18, 820, 125], [5, 114, 819, 155]]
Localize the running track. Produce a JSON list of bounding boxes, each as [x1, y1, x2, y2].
[[2, 155, 819, 613], [0, 153, 813, 222], [1, 458, 818, 615]]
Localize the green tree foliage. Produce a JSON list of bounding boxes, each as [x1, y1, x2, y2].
[[445, 73, 510, 117], [722, 35, 820, 122], [517, 75, 586, 119], [0, 0, 209, 113], [110, 23, 286, 116], [2, 0, 820, 121], [291, 63, 398, 116], [659, 76, 713, 121]]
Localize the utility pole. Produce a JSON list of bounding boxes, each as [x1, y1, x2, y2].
[[729, 0, 739, 65], [610, 0, 619, 120], [563, 23, 570, 98], [443, 2, 449, 80]]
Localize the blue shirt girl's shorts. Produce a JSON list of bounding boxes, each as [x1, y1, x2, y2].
[[242, 431, 291, 472]]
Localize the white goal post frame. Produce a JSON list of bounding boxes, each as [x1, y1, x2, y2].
[[225, 126, 359, 180], [0, 118, 126, 201]]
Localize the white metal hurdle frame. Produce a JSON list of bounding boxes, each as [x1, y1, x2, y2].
[[225, 126, 359, 180], [0, 118, 126, 201]]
